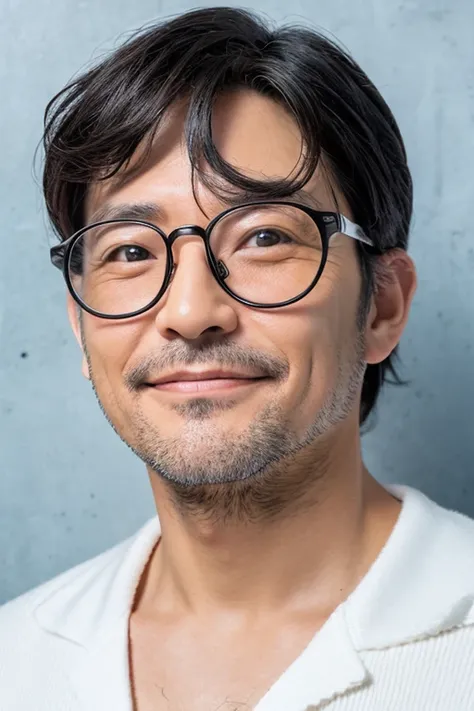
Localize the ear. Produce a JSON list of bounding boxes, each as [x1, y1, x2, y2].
[[67, 294, 90, 380], [364, 250, 417, 365]]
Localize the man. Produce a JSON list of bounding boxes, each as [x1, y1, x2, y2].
[[1, 6, 473, 710]]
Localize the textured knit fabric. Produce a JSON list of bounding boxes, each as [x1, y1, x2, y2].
[[1, 484, 474, 710]]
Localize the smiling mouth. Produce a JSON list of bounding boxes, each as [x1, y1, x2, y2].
[[147, 376, 269, 394]]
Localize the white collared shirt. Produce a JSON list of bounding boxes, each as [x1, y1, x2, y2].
[[1, 484, 474, 710]]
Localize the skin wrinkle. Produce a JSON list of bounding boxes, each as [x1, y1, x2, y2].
[[81, 104, 365, 522], [76, 92, 375, 526], [43, 13, 419, 709], [81, 314, 366, 524], [70, 92, 415, 574], [65, 95, 416, 711]]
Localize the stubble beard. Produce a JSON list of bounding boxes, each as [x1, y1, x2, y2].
[[84, 334, 367, 524]]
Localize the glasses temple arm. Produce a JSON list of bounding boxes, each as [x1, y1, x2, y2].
[[338, 215, 374, 248]]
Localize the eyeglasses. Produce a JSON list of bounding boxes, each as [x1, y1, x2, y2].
[[50, 200, 374, 319]]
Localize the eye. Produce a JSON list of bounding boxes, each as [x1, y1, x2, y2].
[[245, 229, 293, 248], [108, 245, 152, 262]]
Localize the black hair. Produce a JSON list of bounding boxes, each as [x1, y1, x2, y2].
[[42, 6, 412, 425]]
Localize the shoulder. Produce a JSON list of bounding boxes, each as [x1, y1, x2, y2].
[[421, 486, 474, 532], [0, 513, 159, 645], [0, 517, 159, 708], [0, 533, 131, 633], [0, 541, 127, 709], [390, 483, 474, 539], [389, 484, 474, 583], [0, 509, 161, 630], [386, 484, 474, 625]]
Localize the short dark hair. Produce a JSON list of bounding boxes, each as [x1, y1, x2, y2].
[[42, 6, 412, 426]]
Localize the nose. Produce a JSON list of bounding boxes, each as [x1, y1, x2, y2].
[[153, 227, 238, 341]]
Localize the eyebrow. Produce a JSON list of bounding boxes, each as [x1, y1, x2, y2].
[[87, 188, 324, 226], [88, 201, 163, 224]]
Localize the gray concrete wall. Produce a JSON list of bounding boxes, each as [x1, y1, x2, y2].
[[1, 0, 473, 603]]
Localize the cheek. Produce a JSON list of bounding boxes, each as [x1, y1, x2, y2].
[[81, 318, 144, 402], [275, 263, 361, 406], [320, 247, 364, 348], [289, 313, 342, 400]]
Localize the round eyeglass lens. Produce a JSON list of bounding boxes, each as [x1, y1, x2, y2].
[[209, 204, 324, 305], [68, 221, 168, 316]]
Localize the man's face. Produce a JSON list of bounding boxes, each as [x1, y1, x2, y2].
[[72, 90, 368, 490]]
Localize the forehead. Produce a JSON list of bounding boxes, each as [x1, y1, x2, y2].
[[85, 89, 350, 223]]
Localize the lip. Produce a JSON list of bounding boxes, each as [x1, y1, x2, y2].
[[145, 370, 269, 395], [147, 370, 267, 386], [150, 378, 266, 394]]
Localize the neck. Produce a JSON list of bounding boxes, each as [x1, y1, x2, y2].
[[138, 426, 401, 616]]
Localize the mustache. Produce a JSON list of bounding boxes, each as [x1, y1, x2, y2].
[[124, 341, 289, 391]]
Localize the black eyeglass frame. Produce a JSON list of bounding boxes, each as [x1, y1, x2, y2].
[[50, 200, 376, 320]]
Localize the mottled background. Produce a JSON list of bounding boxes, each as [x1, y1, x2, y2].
[[1, 0, 473, 603]]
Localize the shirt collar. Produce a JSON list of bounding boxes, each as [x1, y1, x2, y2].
[[34, 485, 474, 653], [34, 513, 161, 649], [344, 483, 474, 650]]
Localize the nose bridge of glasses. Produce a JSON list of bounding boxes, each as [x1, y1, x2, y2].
[[167, 223, 224, 283], [168, 224, 208, 245]]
